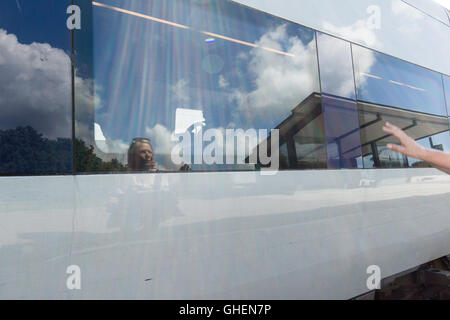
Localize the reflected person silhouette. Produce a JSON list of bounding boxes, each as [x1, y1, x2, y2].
[[127, 138, 158, 172]]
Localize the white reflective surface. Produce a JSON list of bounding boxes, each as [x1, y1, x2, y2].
[[233, 0, 450, 75], [403, 0, 449, 25], [0, 169, 449, 299], [0, 177, 73, 299]]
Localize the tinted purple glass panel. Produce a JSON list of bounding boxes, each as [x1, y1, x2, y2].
[[322, 95, 362, 169]]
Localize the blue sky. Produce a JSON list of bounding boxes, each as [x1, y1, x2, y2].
[[0, 0, 72, 138], [354, 45, 448, 116], [0, 0, 70, 52]]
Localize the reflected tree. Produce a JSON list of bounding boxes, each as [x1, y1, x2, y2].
[[0, 126, 126, 174]]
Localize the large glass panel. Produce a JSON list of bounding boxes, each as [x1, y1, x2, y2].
[[233, 0, 450, 75], [358, 101, 450, 168], [353, 45, 447, 117], [316, 33, 361, 169], [322, 96, 362, 169], [0, 0, 72, 175], [316, 32, 356, 100], [75, 0, 324, 173], [276, 93, 326, 169]]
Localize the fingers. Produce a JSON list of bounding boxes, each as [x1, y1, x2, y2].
[[387, 143, 406, 154], [383, 122, 407, 155], [382, 121, 398, 135], [382, 121, 407, 142]]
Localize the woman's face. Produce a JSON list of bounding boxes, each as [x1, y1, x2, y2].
[[135, 141, 154, 170]]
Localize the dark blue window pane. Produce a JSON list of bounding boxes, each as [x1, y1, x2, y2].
[[317, 33, 356, 100], [0, 0, 72, 175], [322, 95, 362, 169], [353, 45, 447, 116]]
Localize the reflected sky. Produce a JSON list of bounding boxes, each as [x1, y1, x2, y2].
[[352, 45, 447, 116], [92, 0, 320, 157], [0, 0, 72, 139], [0, 0, 70, 50], [316, 32, 356, 100]]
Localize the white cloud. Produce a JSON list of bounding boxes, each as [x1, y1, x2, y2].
[[145, 123, 177, 155], [316, 33, 355, 97], [351, 45, 377, 94], [218, 75, 229, 88], [322, 19, 379, 48], [95, 138, 129, 154], [0, 28, 99, 142], [0, 29, 72, 138], [319, 21, 377, 93], [230, 24, 319, 125], [93, 122, 128, 154], [392, 0, 424, 20], [171, 79, 191, 106], [391, 0, 426, 36]]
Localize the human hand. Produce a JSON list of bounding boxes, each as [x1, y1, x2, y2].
[[382, 122, 426, 159], [179, 163, 190, 172]]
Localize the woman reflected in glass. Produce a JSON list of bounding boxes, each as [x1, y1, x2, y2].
[[127, 138, 157, 172]]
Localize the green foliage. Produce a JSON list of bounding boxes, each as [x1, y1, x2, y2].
[[0, 126, 126, 174], [74, 138, 127, 173]]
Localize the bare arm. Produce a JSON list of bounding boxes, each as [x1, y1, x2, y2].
[[418, 149, 450, 174], [382, 122, 450, 174]]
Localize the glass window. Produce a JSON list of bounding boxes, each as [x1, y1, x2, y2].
[[0, 0, 72, 175], [322, 96, 362, 169], [358, 100, 450, 169], [352, 45, 447, 117], [316, 32, 356, 100], [75, 0, 324, 173], [316, 33, 362, 169]]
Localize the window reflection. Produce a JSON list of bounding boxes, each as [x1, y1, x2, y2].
[[322, 95, 362, 169], [0, 0, 72, 175], [89, 0, 321, 172], [73, 0, 450, 174], [352, 45, 447, 117], [262, 93, 326, 170], [358, 101, 450, 168], [316, 32, 356, 100]]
